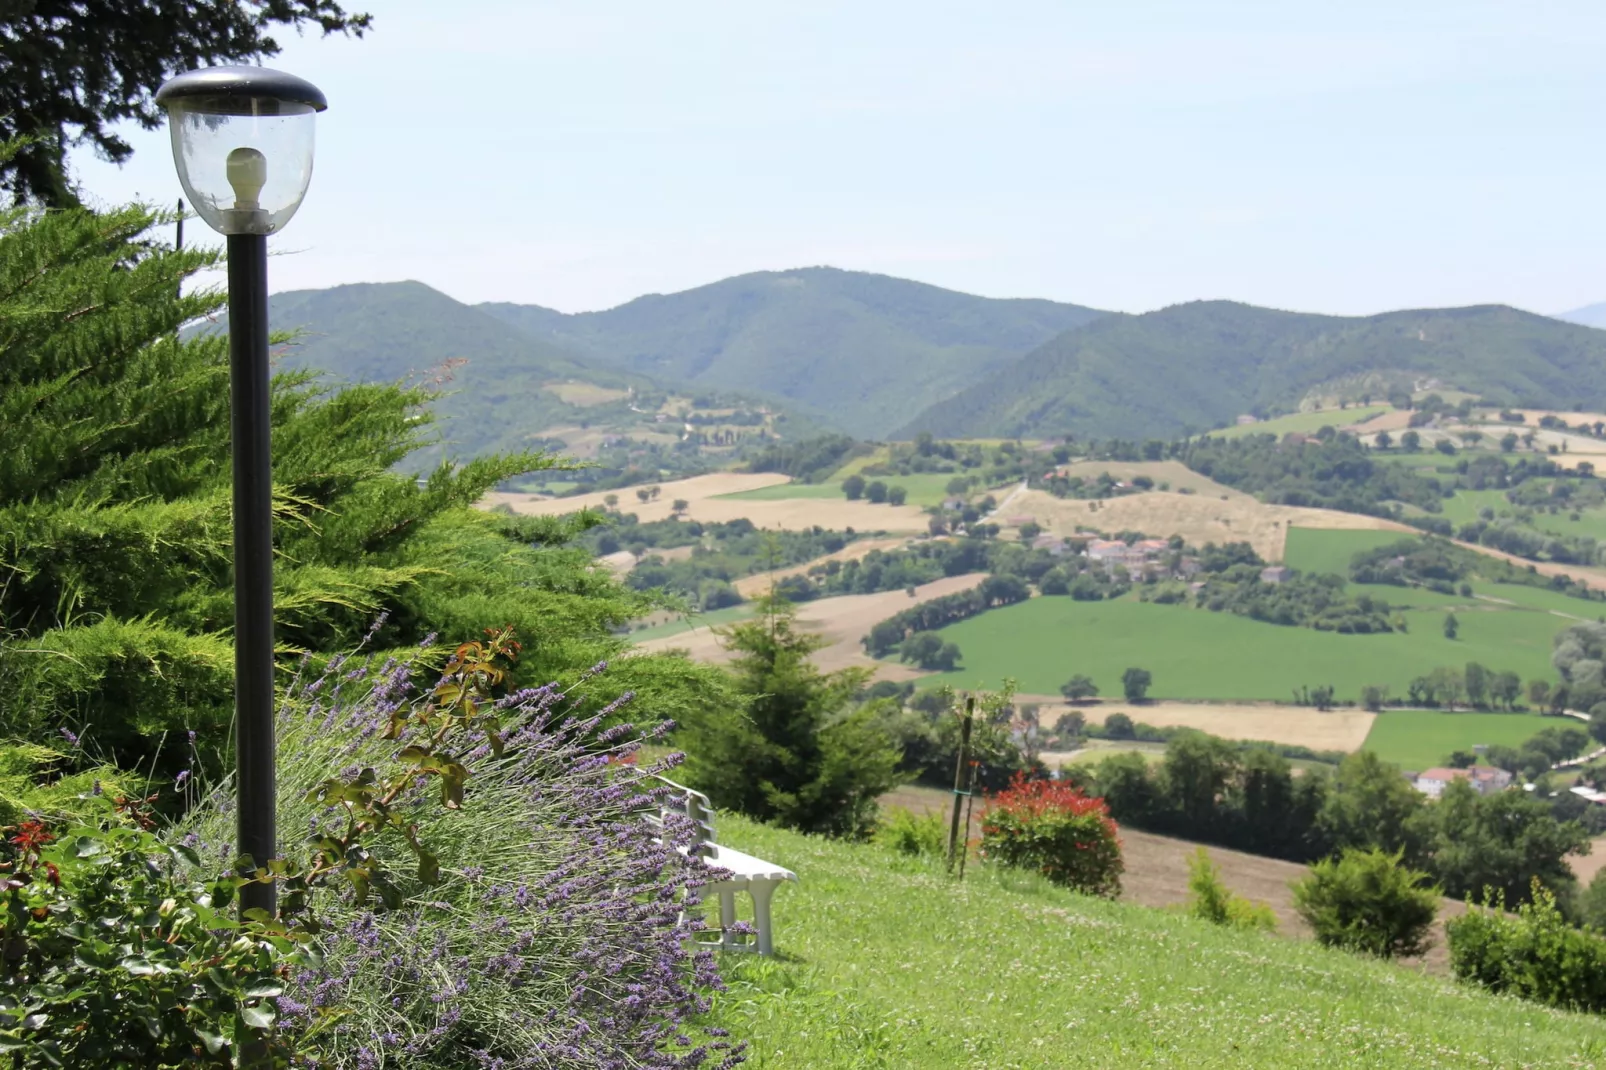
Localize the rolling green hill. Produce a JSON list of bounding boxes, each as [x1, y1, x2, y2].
[[478, 267, 1106, 438], [900, 300, 1606, 441], [204, 281, 648, 466]]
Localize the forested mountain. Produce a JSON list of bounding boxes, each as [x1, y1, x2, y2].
[[204, 281, 651, 465], [900, 301, 1606, 441], [479, 267, 1107, 438]]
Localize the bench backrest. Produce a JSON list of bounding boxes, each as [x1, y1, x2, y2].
[[644, 775, 716, 858]]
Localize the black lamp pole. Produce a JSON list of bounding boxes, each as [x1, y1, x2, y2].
[[156, 64, 327, 931], [227, 231, 276, 921]]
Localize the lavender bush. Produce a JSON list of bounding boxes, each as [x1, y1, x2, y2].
[[175, 638, 744, 1069]]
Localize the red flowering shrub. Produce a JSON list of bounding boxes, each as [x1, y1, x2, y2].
[[981, 774, 1123, 897]]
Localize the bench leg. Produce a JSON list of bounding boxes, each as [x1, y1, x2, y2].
[[719, 886, 737, 951], [750, 879, 778, 956]]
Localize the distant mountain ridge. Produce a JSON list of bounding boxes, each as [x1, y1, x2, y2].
[[479, 267, 1107, 438], [899, 300, 1606, 441], [1555, 302, 1606, 330]]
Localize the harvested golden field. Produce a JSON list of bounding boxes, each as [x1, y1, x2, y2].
[[1047, 460, 1247, 498], [1016, 697, 1376, 752], [732, 537, 910, 598], [1346, 409, 1414, 434], [1011, 488, 1411, 561], [485, 473, 931, 532], [1509, 408, 1606, 428], [635, 573, 987, 674], [541, 381, 630, 407], [532, 425, 678, 459]]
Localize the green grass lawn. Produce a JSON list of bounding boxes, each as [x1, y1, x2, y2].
[[1363, 710, 1549, 770], [1282, 526, 1419, 576], [706, 816, 1606, 1068], [627, 604, 754, 642], [907, 596, 1566, 702], [1208, 406, 1389, 441]]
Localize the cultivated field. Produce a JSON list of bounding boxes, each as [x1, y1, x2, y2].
[[1346, 408, 1415, 434], [1013, 486, 1412, 560], [708, 817, 1582, 1068], [541, 381, 630, 407], [1363, 710, 1550, 771], [484, 473, 932, 531], [907, 595, 1566, 702], [732, 537, 910, 598], [1046, 460, 1246, 498], [1015, 696, 1377, 752], [636, 573, 988, 674], [1209, 405, 1390, 440]]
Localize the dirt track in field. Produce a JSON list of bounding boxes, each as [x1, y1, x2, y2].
[[636, 573, 988, 674], [1014, 697, 1376, 752], [484, 473, 931, 532]]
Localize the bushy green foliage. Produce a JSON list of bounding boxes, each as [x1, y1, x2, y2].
[[1182, 433, 1444, 516], [746, 434, 866, 483], [1291, 848, 1439, 958], [680, 597, 900, 837], [0, 200, 730, 780], [0, 821, 312, 1066], [873, 807, 947, 857], [980, 774, 1123, 897], [1185, 847, 1276, 932], [1448, 881, 1606, 1013], [863, 578, 1030, 658], [0, 743, 132, 826]]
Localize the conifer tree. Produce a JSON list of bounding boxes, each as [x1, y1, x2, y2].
[[0, 192, 729, 779]]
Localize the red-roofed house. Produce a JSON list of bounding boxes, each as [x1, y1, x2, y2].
[[1413, 766, 1513, 798]]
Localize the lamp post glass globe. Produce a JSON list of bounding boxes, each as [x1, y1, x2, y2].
[[155, 66, 326, 236]]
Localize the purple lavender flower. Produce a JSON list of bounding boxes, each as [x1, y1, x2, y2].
[[57, 727, 78, 747]]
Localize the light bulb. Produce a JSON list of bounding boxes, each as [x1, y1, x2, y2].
[[226, 147, 267, 209]]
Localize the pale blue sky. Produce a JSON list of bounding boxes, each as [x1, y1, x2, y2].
[[72, 1, 1606, 317]]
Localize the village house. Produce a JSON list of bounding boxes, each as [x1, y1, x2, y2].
[[1031, 533, 1069, 555], [1413, 766, 1514, 798]]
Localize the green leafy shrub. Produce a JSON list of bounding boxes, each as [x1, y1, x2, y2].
[[0, 821, 315, 1067], [1447, 880, 1606, 1013], [874, 807, 948, 857], [1185, 847, 1276, 932], [1291, 848, 1439, 958], [980, 773, 1123, 897]]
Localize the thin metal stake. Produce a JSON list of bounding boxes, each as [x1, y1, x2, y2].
[[947, 696, 974, 873]]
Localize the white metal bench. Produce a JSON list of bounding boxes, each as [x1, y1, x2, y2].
[[646, 777, 797, 955]]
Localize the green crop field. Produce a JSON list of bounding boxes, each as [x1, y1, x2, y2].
[[706, 816, 1606, 1068], [906, 596, 1566, 702], [1208, 406, 1389, 441], [1282, 526, 1418, 576], [1363, 710, 1550, 770], [716, 481, 844, 501], [1440, 486, 1606, 544]]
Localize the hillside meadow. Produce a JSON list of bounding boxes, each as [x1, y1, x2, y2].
[[1208, 404, 1390, 440], [706, 817, 1606, 1069], [906, 595, 1565, 702], [1363, 710, 1553, 770]]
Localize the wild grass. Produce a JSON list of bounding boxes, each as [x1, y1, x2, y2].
[[705, 816, 1606, 1068]]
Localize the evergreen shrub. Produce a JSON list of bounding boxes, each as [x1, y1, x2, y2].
[[1291, 848, 1439, 958]]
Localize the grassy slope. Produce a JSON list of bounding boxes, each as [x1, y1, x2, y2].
[[1209, 405, 1390, 440], [1282, 526, 1419, 576], [909, 596, 1563, 702], [708, 817, 1606, 1068], [628, 604, 755, 642], [1364, 710, 1550, 770]]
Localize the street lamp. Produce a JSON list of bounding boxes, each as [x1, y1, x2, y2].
[[156, 66, 327, 922]]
